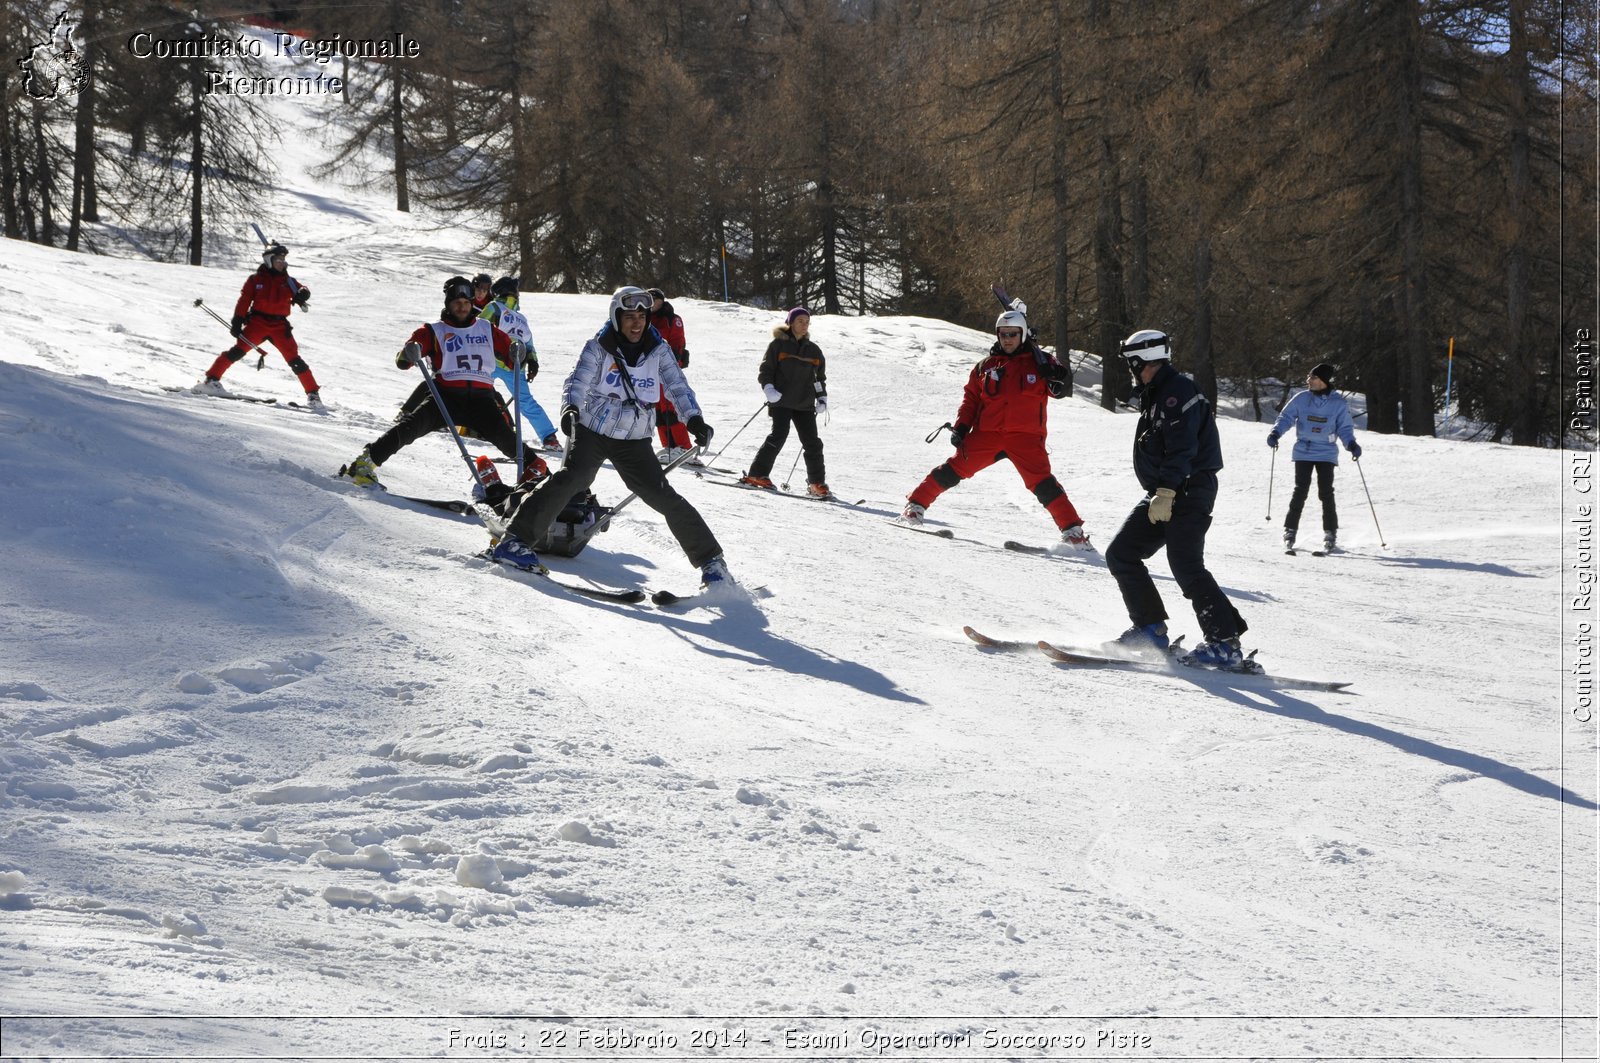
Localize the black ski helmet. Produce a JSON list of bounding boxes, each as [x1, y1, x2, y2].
[[472, 273, 492, 289], [262, 243, 288, 267], [443, 276, 474, 305], [491, 276, 520, 300]]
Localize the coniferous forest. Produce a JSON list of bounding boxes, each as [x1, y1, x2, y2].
[[4, 0, 1595, 444]]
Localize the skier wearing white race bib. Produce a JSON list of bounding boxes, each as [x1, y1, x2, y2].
[[480, 276, 559, 449], [493, 286, 734, 589], [343, 277, 548, 493]]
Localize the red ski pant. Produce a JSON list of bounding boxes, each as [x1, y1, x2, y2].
[[208, 316, 319, 394], [908, 430, 1083, 529], [655, 396, 691, 450]]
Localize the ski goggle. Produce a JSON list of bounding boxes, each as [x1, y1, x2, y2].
[[996, 329, 1023, 340], [616, 291, 653, 312], [445, 283, 474, 303]]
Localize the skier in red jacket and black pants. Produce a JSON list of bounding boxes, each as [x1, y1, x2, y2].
[[648, 288, 695, 461], [342, 277, 547, 498], [198, 244, 320, 403], [902, 307, 1094, 550]]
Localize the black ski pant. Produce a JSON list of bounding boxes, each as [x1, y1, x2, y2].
[[1284, 460, 1337, 535], [368, 386, 535, 469], [1104, 472, 1247, 643], [506, 425, 723, 568], [746, 406, 825, 484]]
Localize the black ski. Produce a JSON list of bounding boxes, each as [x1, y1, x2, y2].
[[332, 470, 475, 515], [886, 519, 954, 539], [652, 585, 769, 608], [962, 626, 1035, 652], [1038, 639, 1351, 692], [480, 551, 646, 603], [163, 384, 302, 408], [707, 477, 870, 509]]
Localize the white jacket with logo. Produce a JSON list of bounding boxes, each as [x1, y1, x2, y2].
[[565, 324, 701, 440]]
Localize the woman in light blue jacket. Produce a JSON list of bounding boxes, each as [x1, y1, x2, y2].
[[1268, 362, 1361, 553]]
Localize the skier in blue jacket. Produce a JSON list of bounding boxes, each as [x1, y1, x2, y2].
[[1268, 362, 1361, 553]]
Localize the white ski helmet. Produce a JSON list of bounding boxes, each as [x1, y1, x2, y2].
[[609, 285, 653, 329], [1121, 329, 1172, 371], [995, 309, 1028, 337]]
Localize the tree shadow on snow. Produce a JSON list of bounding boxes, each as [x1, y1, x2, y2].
[[1179, 678, 1595, 810], [641, 597, 926, 705]]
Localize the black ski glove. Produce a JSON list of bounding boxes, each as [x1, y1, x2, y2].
[[396, 341, 421, 369], [686, 415, 713, 449], [950, 423, 971, 446], [560, 404, 579, 437], [678, 348, 690, 369], [1045, 361, 1070, 398], [292, 286, 310, 308], [230, 315, 245, 338], [524, 358, 538, 381]]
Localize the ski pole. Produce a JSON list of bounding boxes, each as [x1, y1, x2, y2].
[[194, 298, 274, 371], [1265, 446, 1276, 521], [701, 402, 767, 471], [925, 422, 954, 444], [511, 342, 525, 482], [1353, 456, 1386, 547], [412, 348, 498, 508], [780, 447, 803, 491]]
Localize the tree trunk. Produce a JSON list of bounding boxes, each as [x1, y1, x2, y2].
[[1192, 234, 1216, 403], [1395, 0, 1431, 435], [0, 99, 20, 239], [188, 63, 203, 265], [390, 56, 409, 212], [67, 3, 97, 250], [1506, 0, 1537, 444], [1051, 0, 1071, 394], [818, 117, 840, 314], [1095, 136, 1127, 411], [31, 102, 56, 246], [1128, 170, 1149, 320]]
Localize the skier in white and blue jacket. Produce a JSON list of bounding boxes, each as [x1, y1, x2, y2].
[[1268, 361, 1361, 553], [494, 287, 734, 589]]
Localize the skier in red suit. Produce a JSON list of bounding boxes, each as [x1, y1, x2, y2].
[[198, 243, 320, 403], [902, 306, 1094, 550], [648, 288, 695, 460]]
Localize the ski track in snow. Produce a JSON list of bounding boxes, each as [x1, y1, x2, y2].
[[0, 34, 1590, 1062]]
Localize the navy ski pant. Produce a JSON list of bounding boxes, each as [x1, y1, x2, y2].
[[1104, 472, 1246, 643]]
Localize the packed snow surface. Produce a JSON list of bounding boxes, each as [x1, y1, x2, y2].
[[0, 42, 1592, 1063]]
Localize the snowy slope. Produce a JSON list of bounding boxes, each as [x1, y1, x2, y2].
[[0, 46, 1594, 1062]]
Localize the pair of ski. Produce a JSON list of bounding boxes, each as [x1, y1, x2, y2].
[[163, 384, 318, 411], [887, 519, 1101, 563], [963, 626, 1351, 692], [333, 467, 476, 516], [478, 555, 743, 608], [707, 476, 869, 509], [1286, 545, 1340, 558]]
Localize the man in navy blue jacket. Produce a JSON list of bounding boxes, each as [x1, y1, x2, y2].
[[1105, 330, 1248, 669]]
